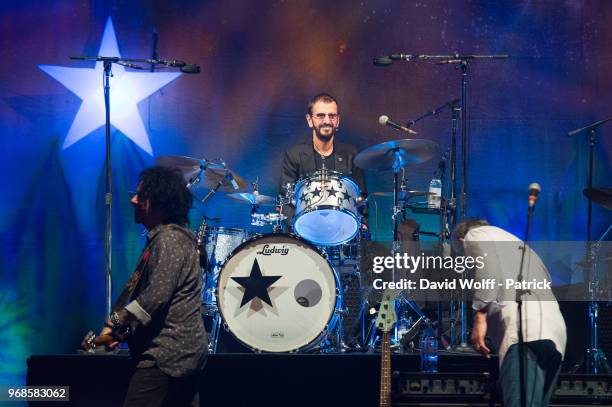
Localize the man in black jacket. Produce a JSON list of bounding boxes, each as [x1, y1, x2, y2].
[[278, 93, 367, 231]]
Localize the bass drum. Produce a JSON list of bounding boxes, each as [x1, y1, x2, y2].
[[216, 234, 340, 353]]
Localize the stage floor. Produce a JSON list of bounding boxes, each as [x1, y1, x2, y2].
[[26, 352, 612, 406]]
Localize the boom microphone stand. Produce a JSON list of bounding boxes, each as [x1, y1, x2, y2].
[[69, 55, 199, 317], [374, 53, 508, 348]]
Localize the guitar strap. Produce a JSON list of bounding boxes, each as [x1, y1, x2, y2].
[[111, 224, 196, 313]]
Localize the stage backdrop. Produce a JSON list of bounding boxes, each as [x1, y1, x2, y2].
[[1, 0, 611, 385]]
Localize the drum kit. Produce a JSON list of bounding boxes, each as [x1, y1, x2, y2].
[[157, 136, 445, 354]]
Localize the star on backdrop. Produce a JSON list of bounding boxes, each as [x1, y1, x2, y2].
[[39, 17, 182, 155], [231, 259, 282, 308]]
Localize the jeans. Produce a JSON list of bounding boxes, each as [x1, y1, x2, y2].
[[500, 340, 561, 407], [123, 366, 200, 407]]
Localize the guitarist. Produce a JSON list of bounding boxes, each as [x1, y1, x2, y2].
[[82, 166, 207, 407]]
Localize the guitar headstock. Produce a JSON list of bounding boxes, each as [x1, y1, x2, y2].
[[375, 289, 400, 333]]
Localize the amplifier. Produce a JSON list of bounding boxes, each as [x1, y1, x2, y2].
[[554, 374, 612, 402], [392, 372, 497, 405], [393, 372, 612, 406]]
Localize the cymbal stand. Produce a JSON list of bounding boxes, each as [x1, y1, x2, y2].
[[186, 159, 214, 190], [407, 98, 460, 347], [568, 117, 612, 373], [200, 162, 233, 204]]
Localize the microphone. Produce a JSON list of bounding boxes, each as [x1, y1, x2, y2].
[[373, 56, 392, 66], [528, 183, 541, 208], [163, 59, 186, 67], [378, 115, 418, 135], [180, 64, 200, 74], [226, 172, 239, 190], [373, 54, 415, 66]]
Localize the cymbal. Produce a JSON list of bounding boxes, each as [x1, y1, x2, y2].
[[584, 187, 612, 210], [370, 190, 433, 200], [227, 192, 276, 206], [354, 139, 439, 171], [156, 155, 247, 192]]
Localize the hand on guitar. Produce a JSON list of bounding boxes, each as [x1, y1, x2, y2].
[[80, 326, 127, 353]]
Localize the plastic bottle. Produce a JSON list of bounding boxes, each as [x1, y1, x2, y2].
[[419, 334, 438, 373], [427, 178, 442, 209]]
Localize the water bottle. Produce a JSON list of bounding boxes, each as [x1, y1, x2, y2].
[[419, 335, 438, 373], [427, 178, 442, 209]]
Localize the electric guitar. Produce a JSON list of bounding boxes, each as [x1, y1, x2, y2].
[[376, 289, 400, 407], [81, 327, 129, 353]]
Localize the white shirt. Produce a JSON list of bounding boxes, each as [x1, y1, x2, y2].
[[463, 226, 567, 365]]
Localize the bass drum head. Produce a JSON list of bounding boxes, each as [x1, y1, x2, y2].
[[217, 234, 338, 353]]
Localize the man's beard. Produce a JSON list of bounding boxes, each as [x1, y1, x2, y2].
[[314, 124, 335, 140]]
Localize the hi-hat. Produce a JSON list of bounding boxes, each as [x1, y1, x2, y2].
[[227, 192, 276, 206], [354, 139, 439, 171], [156, 155, 247, 192], [584, 187, 612, 211]]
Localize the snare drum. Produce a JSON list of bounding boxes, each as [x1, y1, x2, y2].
[[200, 226, 250, 307], [216, 234, 341, 353], [293, 170, 361, 246]]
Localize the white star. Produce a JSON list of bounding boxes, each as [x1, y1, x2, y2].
[[39, 17, 182, 155]]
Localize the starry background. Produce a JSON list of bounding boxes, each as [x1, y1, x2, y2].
[[0, 0, 611, 385]]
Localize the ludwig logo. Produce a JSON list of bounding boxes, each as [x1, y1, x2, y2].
[[257, 244, 289, 256]]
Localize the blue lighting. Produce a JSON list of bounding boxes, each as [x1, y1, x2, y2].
[[38, 17, 182, 155]]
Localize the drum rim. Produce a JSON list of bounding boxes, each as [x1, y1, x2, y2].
[[204, 226, 250, 235], [292, 207, 361, 246], [215, 232, 342, 353], [294, 170, 360, 190]]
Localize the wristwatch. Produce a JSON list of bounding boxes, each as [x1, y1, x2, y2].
[[109, 311, 122, 328]]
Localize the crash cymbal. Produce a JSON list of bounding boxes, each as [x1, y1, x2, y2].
[[584, 187, 612, 211], [354, 139, 439, 171], [370, 190, 433, 200], [156, 155, 247, 192], [227, 192, 276, 206]]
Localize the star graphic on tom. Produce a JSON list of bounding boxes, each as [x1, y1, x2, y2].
[[231, 259, 282, 307], [327, 185, 340, 197]]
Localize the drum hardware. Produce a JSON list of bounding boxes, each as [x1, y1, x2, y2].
[[227, 178, 276, 206], [292, 169, 362, 246], [568, 118, 612, 374], [365, 290, 428, 353], [375, 55, 508, 350], [355, 138, 439, 355], [584, 187, 612, 211], [156, 155, 248, 199], [371, 190, 433, 200], [354, 138, 438, 241]]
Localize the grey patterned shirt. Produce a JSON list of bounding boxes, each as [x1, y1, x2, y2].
[[124, 224, 207, 377]]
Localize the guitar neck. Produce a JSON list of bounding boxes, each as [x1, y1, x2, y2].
[[379, 331, 392, 407]]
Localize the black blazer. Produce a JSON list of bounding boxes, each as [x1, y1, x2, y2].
[[278, 141, 367, 194]]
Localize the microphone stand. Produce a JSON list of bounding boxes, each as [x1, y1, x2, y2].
[[567, 117, 612, 374], [516, 198, 536, 407], [375, 52, 509, 348], [404, 98, 461, 348], [69, 54, 195, 318], [418, 54, 509, 348]]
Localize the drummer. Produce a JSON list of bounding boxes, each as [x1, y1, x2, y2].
[[278, 92, 368, 227]]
